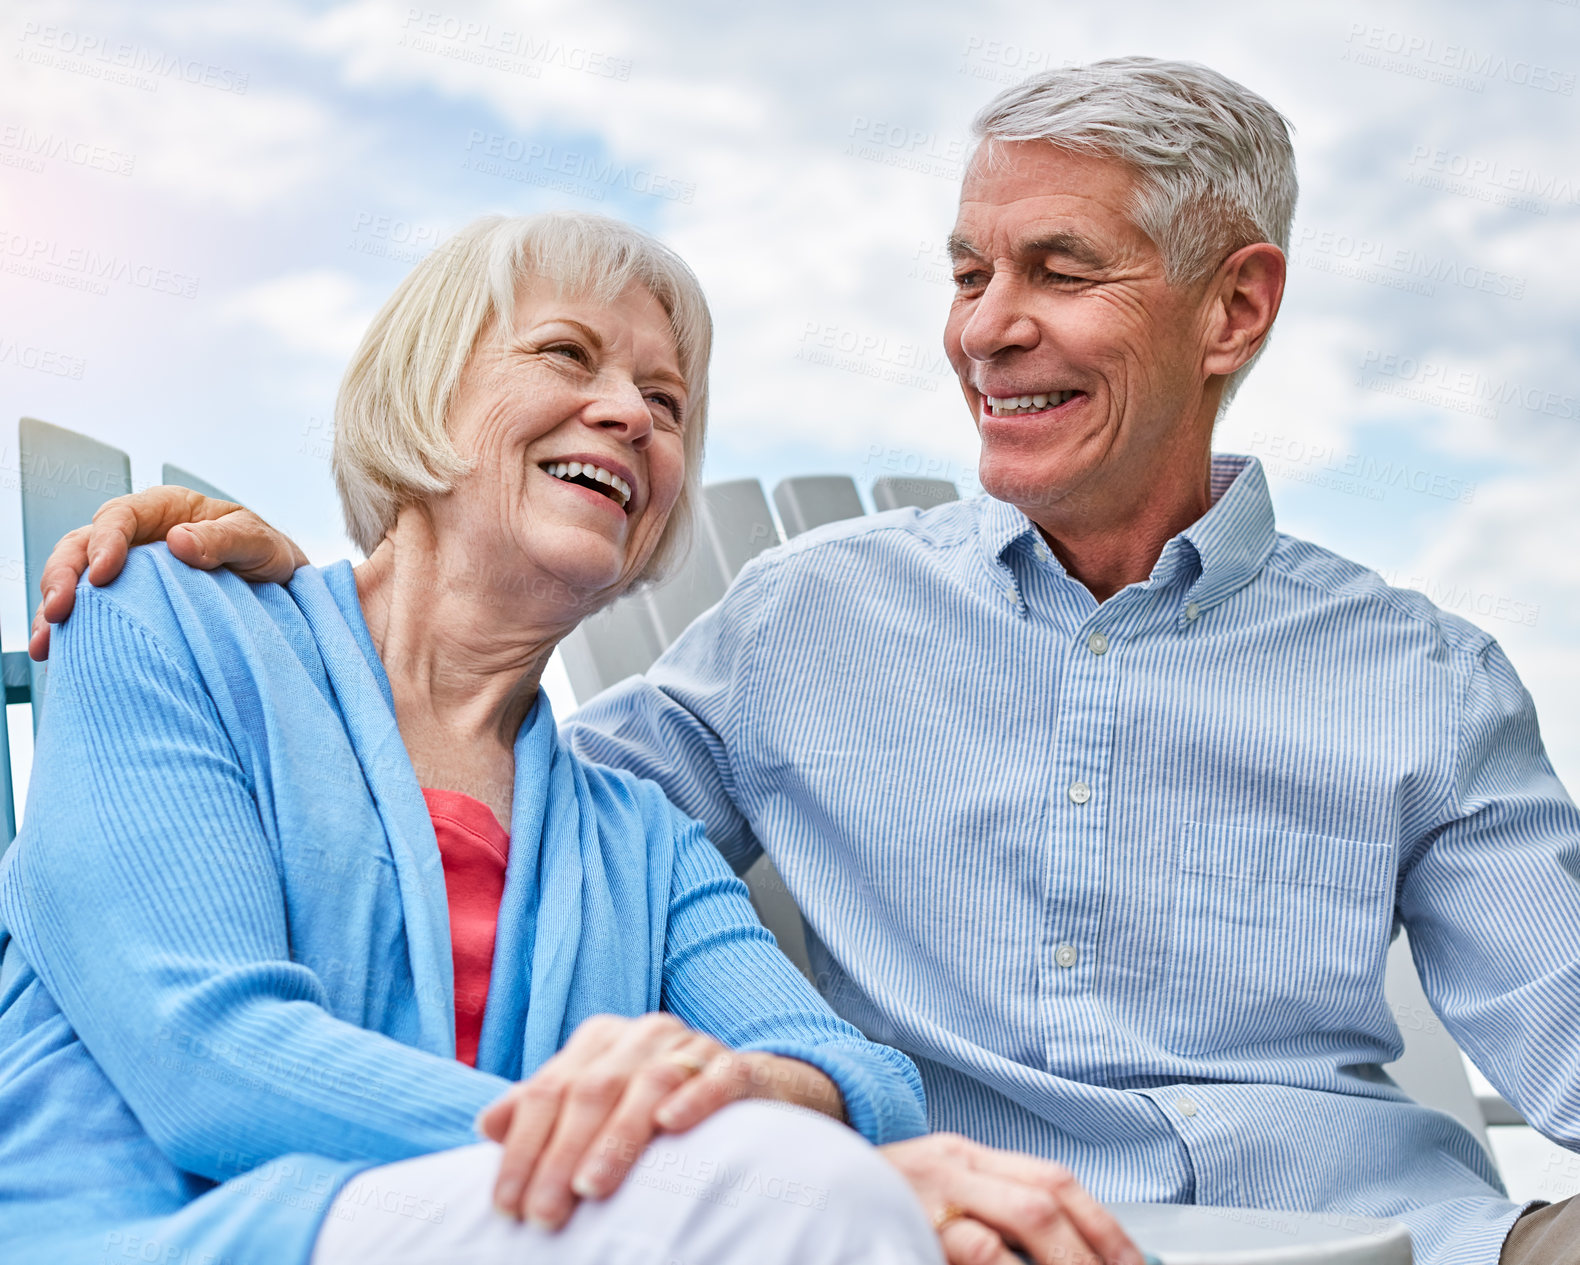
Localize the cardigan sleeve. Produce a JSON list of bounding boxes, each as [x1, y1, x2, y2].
[[657, 807, 927, 1145], [2, 581, 511, 1182]]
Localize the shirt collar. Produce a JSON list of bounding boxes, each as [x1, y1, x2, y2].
[[1178, 453, 1277, 612], [975, 453, 1277, 611]]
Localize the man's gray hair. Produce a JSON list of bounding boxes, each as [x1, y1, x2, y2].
[[971, 57, 1297, 401]]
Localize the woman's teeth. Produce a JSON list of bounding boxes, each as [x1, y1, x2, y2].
[[544, 461, 632, 508], [985, 390, 1081, 417]]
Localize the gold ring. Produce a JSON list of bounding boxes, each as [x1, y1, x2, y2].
[[932, 1203, 967, 1232], [664, 1049, 709, 1076]]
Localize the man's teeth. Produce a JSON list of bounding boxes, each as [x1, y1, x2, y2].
[[985, 390, 1081, 417], [544, 461, 632, 508]]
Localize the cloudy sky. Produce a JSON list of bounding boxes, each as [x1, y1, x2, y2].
[[2, 1, 1577, 754], [2, 0, 1579, 1196]]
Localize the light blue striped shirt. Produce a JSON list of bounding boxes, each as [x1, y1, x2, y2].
[[567, 454, 1580, 1264]]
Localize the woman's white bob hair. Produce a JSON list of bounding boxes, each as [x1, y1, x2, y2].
[[332, 211, 712, 583]]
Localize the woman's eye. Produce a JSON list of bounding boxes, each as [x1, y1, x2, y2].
[[546, 342, 590, 365], [647, 393, 684, 426]]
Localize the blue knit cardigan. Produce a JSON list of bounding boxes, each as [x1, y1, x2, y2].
[[0, 547, 926, 1264]]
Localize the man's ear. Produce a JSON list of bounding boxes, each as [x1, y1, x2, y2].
[[1201, 242, 1286, 379]]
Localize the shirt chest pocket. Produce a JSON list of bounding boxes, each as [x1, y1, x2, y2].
[[1158, 822, 1396, 1058]]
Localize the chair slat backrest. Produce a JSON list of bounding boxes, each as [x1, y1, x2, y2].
[[644, 540, 728, 648], [19, 419, 133, 733], [161, 463, 236, 504], [771, 475, 863, 538], [560, 479, 788, 705], [701, 479, 781, 579], [558, 598, 665, 705], [871, 476, 959, 512], [646, 478, 789, 645]]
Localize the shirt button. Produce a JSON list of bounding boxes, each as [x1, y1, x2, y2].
[[1086, 630, 1109, 656], [1185, 602, 1200, 622], [1055, 944, 1078, 968], [1174, 1097, 1199, 1117], [1068, 781, 1091, 805]]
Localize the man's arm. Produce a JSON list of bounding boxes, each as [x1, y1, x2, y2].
[[32, 486, 765, 870], [1401, 639, 1580, 1146], [564, 563, 774, 875], [29, 486, 304, 660]]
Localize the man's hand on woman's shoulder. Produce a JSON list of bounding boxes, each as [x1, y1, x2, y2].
[[29, 486, 306, 661]]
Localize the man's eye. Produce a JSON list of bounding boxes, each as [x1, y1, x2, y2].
[[952, 270, 987, 290], [1044, 268, 1085, 284]]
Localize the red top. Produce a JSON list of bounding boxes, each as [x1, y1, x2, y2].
[[423, 788, 510, 1067]]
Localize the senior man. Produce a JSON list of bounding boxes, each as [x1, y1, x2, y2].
[[29, 58, 1580, 1265]]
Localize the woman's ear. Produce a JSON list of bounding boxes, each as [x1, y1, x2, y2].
[[1201, 242, 1287, 380]]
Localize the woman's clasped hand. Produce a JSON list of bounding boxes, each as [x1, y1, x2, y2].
[[475, 1012, 842, 1228]]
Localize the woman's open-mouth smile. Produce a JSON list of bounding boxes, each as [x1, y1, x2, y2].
[[540, 459, 635, 514]]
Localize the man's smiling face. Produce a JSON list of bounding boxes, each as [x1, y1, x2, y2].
[[944, 140, 1221, 530]]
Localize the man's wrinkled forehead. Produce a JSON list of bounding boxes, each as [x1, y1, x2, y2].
[[950, 140, 1146, 261]]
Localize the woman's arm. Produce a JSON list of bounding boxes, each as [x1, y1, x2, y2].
[[2, 576, 509, 1180], [470, 804, 927, 1230], [656, 806, 927, 1143]]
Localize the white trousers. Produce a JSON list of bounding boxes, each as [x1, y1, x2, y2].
[[310, 1100, 945, 1265]]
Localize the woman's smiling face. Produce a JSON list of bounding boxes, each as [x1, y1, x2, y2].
[[432, 281, 689, 617]]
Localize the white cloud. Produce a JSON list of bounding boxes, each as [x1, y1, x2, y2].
[[220, 269, 373, 357]]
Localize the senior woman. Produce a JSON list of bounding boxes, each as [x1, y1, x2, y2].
[[0, 213, 954, 1265], [9, 212, 1147, 1265]]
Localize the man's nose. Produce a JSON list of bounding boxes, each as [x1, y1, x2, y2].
[[958, 274, 1039, 362]]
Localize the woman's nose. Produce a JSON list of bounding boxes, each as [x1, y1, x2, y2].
[[587, 379, 653, 446]]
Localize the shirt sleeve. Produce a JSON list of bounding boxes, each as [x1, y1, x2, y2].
[[657, 805, 927, 1146], [0, 583, 511, 1182], [565, 559, 773, 875], [1399, 639, 1580, 1146]]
